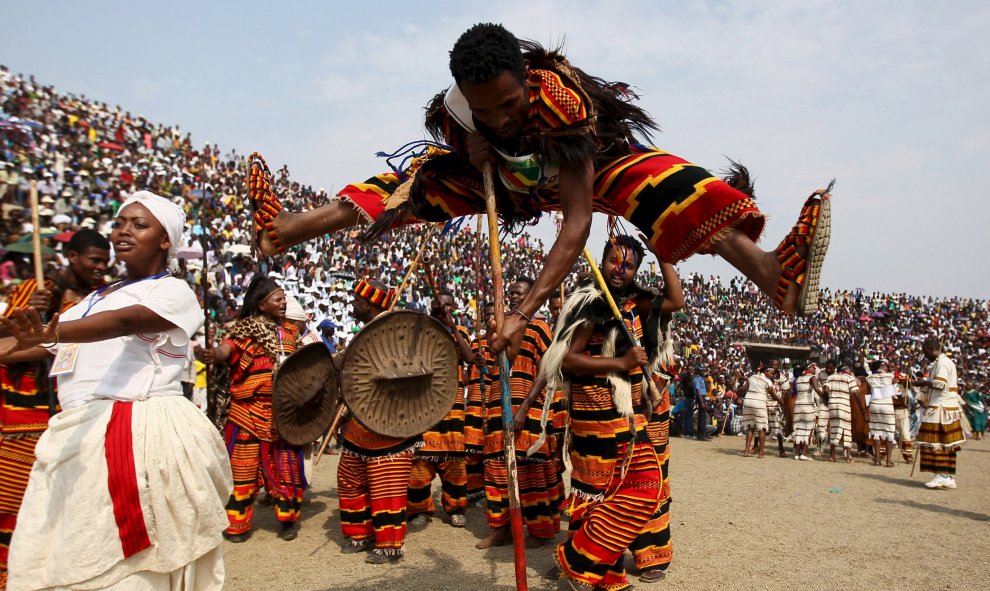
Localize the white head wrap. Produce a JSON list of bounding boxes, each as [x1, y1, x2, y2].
[[284, 294, 308, 322], [118, 190, 186, 262]]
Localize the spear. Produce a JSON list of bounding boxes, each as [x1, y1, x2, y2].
[[482, 163, 528, 591], [198, 179, 215, 422]]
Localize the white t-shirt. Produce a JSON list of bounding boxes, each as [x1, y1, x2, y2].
[[53, 276, 204, 410]]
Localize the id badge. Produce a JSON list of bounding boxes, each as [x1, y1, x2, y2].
[[50, 343, 80, 376]]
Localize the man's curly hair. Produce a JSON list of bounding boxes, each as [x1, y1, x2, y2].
[[602, 235, 645, 268], [449, 23, 525, 84]]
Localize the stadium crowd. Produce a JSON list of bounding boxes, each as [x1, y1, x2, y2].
[[2, 63, 988, 401]]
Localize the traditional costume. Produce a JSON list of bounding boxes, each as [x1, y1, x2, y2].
[[629, 374, 675, 578], [866, 370, 897, 443], [916, 353, 964, 478], [222, 318, 306, 536], [9, 191, 231, 590], [463, 337, 489, 502], [540, 279, 670, 590], [0, 278, 61, 588], [792, 369, 818, 447], [336, 281, 419, 559], [482, 318, 560, 542], [826, 372, 859, 449], [250, 40, 831, 316], [891, 375, 914, 461], [742, 373, 773, 433], [407, 325, 470, 524]]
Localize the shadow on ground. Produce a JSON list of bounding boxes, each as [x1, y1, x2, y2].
[[875, 497, 990, 522]]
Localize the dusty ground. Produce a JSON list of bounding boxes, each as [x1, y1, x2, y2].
[[224, 437, 989, 590]]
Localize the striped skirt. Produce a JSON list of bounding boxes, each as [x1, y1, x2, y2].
[[792, 398, 817, 445], [338, 146, 765, 264], [829, 394, 852, 448], [484, 458, 561, 539], [557, 441, 661, 590], [868, 398, 897, 442], [742, 399, 769, 432], [816, 406, 830, 443], [0, 433, 40, 580], [337, 451, 414, 552]]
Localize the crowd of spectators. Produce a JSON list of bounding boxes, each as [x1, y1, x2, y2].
[[2, 65, 988, 397]]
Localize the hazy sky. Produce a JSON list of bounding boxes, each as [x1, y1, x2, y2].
[[4, 1, 988, 298]]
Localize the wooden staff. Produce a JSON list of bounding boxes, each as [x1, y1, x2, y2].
[[482, 163, 527, 591], [29, 181, 43, 284], [581, 246, 664, 407], [474, 215, 487, 401], [392, 224, 438, 308], [198, 183, 217, 423], [419, 257, 443, 304], [314, 402, 347, 466], [29, 180, 56, 416]]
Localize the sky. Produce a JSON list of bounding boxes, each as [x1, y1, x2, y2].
[[3, 1, 989, 299]]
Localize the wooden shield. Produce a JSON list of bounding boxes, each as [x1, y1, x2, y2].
[[273, 342, 340, 445], [341, 310, 458, 439]]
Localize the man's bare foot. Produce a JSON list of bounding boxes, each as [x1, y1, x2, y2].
[[475, 526, 511, 549]]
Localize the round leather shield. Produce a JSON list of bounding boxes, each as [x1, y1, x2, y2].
[[273, 342, 340, 445], [341, 310, 458, 439]]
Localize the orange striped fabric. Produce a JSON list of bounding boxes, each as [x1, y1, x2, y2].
[[417, 325, 469, 456], [407, 456, 467, 518], [568, 298, 650, 500], [1, 278, 61, 437], [224, 325, 297, 442], [482, 319, 554, 461], [0, 434, 41, 578], [338, 451, 413, 551]]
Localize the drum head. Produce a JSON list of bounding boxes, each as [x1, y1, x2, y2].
[[341, 310, 458, 439]]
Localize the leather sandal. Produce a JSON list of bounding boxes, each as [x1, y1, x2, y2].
[[247, 152, 285, 255], [774, 185, 833, 315]]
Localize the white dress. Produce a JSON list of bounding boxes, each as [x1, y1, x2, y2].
[[866, 372, 897, 443], [742, 374, 773, 433], [792, 375, 818, 445], [8, 277, 233, 591]]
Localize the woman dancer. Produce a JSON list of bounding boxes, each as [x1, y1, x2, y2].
[[196, 277, 306, 542], [0, 190, 232, 590]]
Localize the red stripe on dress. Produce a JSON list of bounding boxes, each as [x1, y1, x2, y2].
[[105, 401, 151, 558]]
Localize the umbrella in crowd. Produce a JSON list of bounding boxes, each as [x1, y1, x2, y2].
[[224, 243, 252, 255], [175, 244, 205, 260], [4, 241, 55, 255]]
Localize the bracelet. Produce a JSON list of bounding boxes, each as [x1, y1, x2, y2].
[[40, 328, 60, 349], [507, 308, 531, 323]]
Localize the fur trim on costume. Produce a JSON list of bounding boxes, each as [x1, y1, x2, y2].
[[539, 279, 673, 423], [601, 325, 633, 418]]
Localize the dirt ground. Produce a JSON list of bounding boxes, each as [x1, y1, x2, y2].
[[224, 436, 988, 590]]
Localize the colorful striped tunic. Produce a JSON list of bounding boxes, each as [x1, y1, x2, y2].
[[338, 65, 764, 265]]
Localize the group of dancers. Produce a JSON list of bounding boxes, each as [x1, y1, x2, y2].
[[0, 22, 842, 591]]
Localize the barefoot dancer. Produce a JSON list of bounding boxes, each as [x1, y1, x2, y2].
[[247, 23, 833, 355]]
